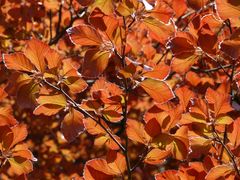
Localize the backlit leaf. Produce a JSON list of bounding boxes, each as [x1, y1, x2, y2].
[[61, 108, 84, 142], [144, 148, 170, 165], [143, 17, 174, 44], [140, 78, 175, 103], [82, 50, 110, 78], [3, 53, 35, 72], [216, 0, 240, 27], [67, 25, 103, 46], [126, 119, 151, 145], [205, 164, 235, 180], [24, 38, 50, 72]]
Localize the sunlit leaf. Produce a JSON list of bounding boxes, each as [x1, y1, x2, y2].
[[67, 25, 103, 46], [126, 119, 151, 145], [82, 50, 110, 78], [215, 0, 240, 27], [24, 38, 50, 72], [143, 17, 174, 44], [144, 148, 170, 165], [205, 164, 235, 180], [140, 78, 175, 103], [3, 53, 35, 72]]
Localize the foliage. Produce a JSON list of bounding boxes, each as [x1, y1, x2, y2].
[[1, 0, 240, 179]]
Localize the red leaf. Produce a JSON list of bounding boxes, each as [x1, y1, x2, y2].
[[61, 108, 84, 142]]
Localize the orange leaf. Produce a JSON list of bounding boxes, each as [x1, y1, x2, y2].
[[83, 118, 108, 136], [189, 137, 212, 159], [0, 87, 7, 101], [169, 32, 196, 57], [3, 53, 35, 72], [106, 150, 126, 175], [148, 1, 174, 23], [67, 25, 103, 46], [90, 0, 114, 15], [8, 157, 33, 176], [24, 38, 50, 72], [187, 0, 209, 10], [82, 50, 110, 78], [126, 119, 151, 145], [180, 98, 209, 125], [94, 134, 121, 150], [143, 17, 174, 44], [84, 151, 126, 179], [45, 49, 62, 69], [142, 63, 170, 80], [205, 86, 233, 117], [205, 164, 235, 180], [84, 158, 113, 180], [61, 108, 84, 142], [155, 170, 179, 180], [63, 76, 88, 94], [175, 86, 195, 112], [144, 118, 161, 137], [215, 0, 240, 27], [172, 126, 189, 160], [144, 148, 170, 165], [90, 77, 123, 99], [220, 29, 240, 59], [140, 78, 175, 104], [10, 124, 28, 149], [0, 107, 18, 126], [33, 94, 67, 116], [171, 53, 198, 74], [228, 117, 240, 148]]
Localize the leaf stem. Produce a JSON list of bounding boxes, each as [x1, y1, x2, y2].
[[42, 78, 126, 152]]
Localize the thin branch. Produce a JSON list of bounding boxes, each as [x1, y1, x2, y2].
[[211, 124, 240, 177], [130, 146, 149, 172], [120, 16, 127, 68], [127, 16, 136, 29], [219, 125, 227, 164], [42, 78, 126, 152], [156, 49, 169, 65], [122, 93, 131, 179], [205, 53, 232, 78], [56, 3, 63, 35], [191, 64, 232, 73], [178, 2, 215, 31], [48, 10, 53, 41], [48, 7, 87, 45]]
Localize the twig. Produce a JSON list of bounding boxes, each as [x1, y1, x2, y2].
[[42, 78, 126, 152], [48, 7, 87, 45], [191, 64, 232, 73], [48, 10, 53, 41], [178, 2, 215, 31], [205, 53, 232, 78], [156, 49, 169, 65], [211, 124, 240, 177], [56, 3, 63, 35], [130, 146, 149, 172]]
